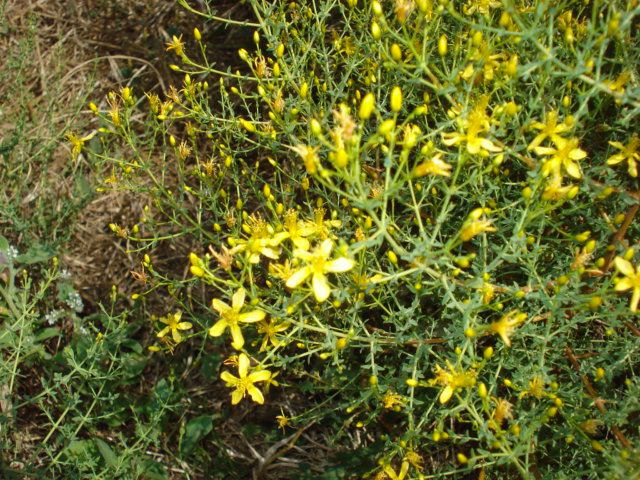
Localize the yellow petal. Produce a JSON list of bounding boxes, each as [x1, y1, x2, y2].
[[498, 328, 512, 347], [615, 278, 634, 292], [239, 309, 266, 323], [479, 137, 502, 152], [312, 273, 331, 302], [261, 247, 281, 259], [569, 148, 587, 160], [208, 319, 227, 337], [247, 384, 265, 404], [325, 257, 355, 273], [466, 138, 481, 155], [230, 324, 245, 350], [238, 353, 250, 377], [527, 133, 546, 150], [614, 257, 635, 277], [211, 298, 229, 313], [292, 248, 313, 261], [439, 385, 454, 404], [171, 329, 183, 343], [232, 288, 246, 310], [156, 327, 170, 339], [220, 371, 238, 384], [565, 161, 582, 179], [441, 132, 463, 146], [249, 370, 272, 383], [319, 239, 333, 257], [231, 389, 244, 405], [286, 266, 312, 288], [533, 146, 556, 156]]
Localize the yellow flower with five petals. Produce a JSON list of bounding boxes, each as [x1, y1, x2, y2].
[[209, 288, 266, 349], [534, 136, 586, 179], [607, 134, 639, 178], [157, 311, 192, 344], [286, 239, 355, 302], [220, 353, 271, 405]]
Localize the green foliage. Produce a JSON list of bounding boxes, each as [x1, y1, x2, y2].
[[5, 0, 640, 478], [0, 235, 179, 478], [91, 0, 640, 477], [0, 6, 95, 253]]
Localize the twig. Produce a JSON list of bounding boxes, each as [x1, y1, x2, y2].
[[565, 346, 632, 449], [253, 421, 316, 479]]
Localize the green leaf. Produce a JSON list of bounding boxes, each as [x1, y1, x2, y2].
[[0, 236, 9, 252], [34, 327, 61, 342], [137, 458, 168, 480], [121, 338, 143, 354], [180, 415, 215, 456], [16, 243, 55, 265], [95, 438, 118, 468], [0, 328, 18, 347]]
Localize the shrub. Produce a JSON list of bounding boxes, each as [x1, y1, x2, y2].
[[91, 0, 640, 478]]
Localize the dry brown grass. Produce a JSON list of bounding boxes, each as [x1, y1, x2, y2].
[[0, 0, 244, 310]]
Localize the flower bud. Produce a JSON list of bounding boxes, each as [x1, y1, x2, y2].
[[359, 93, 376, 120], [438, 35, 448, 56], [371, 21, 381, 40], [390, 43, 402, 61], [390, 86, 403, 112]]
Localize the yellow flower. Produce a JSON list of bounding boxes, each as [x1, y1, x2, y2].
[[479, 281, 495, 304], [488, 396, 513, 431], [290, 144, 320, 173], [382, 459, 410, 480], [332, 103, 357, 141], [286, 239, 355, 302], [209, 288, 266, 349], [442, 108, 501, 155], [414, 153, 452, 177], [464, 0, 502, 15], [233, 213, 282, 264], [541, 174, 574, 201], [382, 391, 405, 409], [156, 311, 192, 344], [527, 110, 571, 150], [489, 310, 527, 347], [534, 136, 586, 179], [613, 257, 640, 312], [519, 375, 545, 399], [460, 218, 497, 242], [607, 134, 639, 178], [165, 34, 186, 58], [431, 361, 477, 404], [276, 412, 291, 431], [256, 318, 291, 351], [67, 131, 96, 157], [442, 97, 501, 156], [306, 207, 342, 240], [603, 71, 630, 95], [220, 353, 271, 405], [280, 209, 314, 250]]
